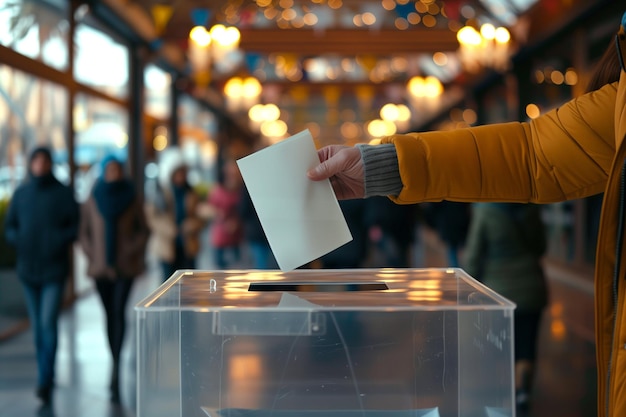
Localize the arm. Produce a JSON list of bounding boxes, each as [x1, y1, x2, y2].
[[60, 189, 80, 246], [308, 82, 617, 204], [384, 82, 617, 204]]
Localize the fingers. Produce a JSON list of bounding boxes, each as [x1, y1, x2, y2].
[[307, 145, 346, 181], [307, 159, 334, 181]]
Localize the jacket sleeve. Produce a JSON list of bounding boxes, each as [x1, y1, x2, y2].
[[61, 189, 80, 246], [382, 82, 618, 204]]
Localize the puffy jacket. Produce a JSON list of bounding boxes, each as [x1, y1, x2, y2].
[[4, 175, 79, 284], [380, 71, 624, 416], [79, 194, 150, 280]]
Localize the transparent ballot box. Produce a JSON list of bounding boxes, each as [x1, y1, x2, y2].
[[135, 269, 515, 417]]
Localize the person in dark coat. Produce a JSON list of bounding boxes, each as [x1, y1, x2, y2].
[[79, 155, 150, 403], [3, 146, 79, 405], [463, 202, 548, 412]]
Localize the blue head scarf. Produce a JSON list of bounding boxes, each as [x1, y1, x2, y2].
[[93, 155, 135, 267]]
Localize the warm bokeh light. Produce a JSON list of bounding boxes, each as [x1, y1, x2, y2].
[[224, 77, 243, 98], [408, 13, 421, 25], [362, 12, 376, 26], [303, 12, 318, 25], [367, 119, 396, 137], [242, 76, 262, 98], [565, 68, 578, 85], [189, 26, 211, 47], [408, 75, 443, 98], [526, 103, 540, 119], [382, 0, 395, 11], [495, 27, 511, 44], [340, 121, 360, 140], [535, 70, 545, 83], [433, 52, 448, 66], [551, 70, 564, 85], [380, 103, 399, 121], [480, 23, 496, 40], [457, 26, 481, 46], [422, 15, 436, 27], [153, 134, 167, 151], [462, 108, 477, 125], [261, 119, 288, 138]]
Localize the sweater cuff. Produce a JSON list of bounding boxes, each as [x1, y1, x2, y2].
[[358, 143, 403, 198]]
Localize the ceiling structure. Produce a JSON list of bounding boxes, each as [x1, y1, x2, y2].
[[110, 0, 542, 146]]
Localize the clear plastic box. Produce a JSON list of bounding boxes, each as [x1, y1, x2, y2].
[[135, 268, 515, 417]]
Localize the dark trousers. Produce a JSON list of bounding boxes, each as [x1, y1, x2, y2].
[[21, 280, 66, 389], [94, 278, 134, 373]]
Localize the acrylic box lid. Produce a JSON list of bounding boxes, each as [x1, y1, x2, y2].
[[135, 268, 515, 312]]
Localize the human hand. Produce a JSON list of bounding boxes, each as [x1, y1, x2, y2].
[[306, 145, 364, 200]]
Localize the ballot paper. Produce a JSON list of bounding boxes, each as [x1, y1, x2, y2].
[[236, 129, 352, 271]]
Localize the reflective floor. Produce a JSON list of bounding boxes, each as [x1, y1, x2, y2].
[[0, 232, 598, 417]]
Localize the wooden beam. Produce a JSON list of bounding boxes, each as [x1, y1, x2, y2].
[[238, 28, 459, 55]]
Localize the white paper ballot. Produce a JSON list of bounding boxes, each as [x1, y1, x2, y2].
[[236, 129, 352, 271]]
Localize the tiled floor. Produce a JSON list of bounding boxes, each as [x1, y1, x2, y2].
[[0, 230, 598, 417]]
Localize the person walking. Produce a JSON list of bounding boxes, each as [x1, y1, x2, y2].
[[207, 158, 243, 269], [78, 155, 150, 403], [147, 147, 204, 280], [3, 146, 79, 405], [306, 13, 626, 417], [464, 203, 548, 413]]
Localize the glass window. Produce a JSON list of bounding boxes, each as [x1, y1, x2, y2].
[[0, 0, 69, 70], [0, 64, 68, 199], [73, 93, 128, 201], [144, 64, 171, 119], [177, 95, 218, 186], [74, 22, 128, 99]]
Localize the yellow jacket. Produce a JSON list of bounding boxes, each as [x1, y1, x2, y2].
[[382, 72, 625, 416]]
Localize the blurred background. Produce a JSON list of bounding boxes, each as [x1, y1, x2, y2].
[[0, 0, 619, 416]]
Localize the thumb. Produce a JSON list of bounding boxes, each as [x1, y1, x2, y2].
[[307, 159, 336, 181]]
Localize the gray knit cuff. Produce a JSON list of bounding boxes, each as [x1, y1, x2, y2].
[[358, 143, 403, 197]]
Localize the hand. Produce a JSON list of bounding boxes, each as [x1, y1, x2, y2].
[[306, 145, 364, 200]]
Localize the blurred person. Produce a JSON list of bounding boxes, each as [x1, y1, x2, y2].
[[423, 201, 471, 267], [319, 199, 369, 268], [238, 184, 277, 269], [147, 147, 204, 280], [364, 196, 419, 268], [306, 15, 625, 416], [78, 155, 150, 403], [464, 203, 548, 412], [207, 159, 243, 269], [3, 146, 79, 405]]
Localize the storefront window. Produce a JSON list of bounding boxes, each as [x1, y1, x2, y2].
[[0, 64, 68, 199], [144, 64, 171, 119], [74, 21, 128, 99], [0, 0, 69, 71], [73, 93, 128, 201]]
